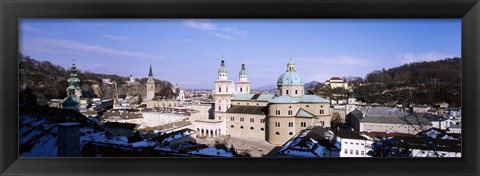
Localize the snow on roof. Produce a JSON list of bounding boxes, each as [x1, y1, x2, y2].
[[131, 141, 157, 148], [188, 147, 234, 157]]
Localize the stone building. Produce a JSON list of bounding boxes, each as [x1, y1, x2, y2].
[[324, 77, 348, 89], [145, 65, 180, 109], [204, 57, 332, 146]]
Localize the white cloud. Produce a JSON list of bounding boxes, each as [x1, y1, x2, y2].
[[183, 19, 217, 30], [25, 37, 159, 59], [396, 51, 457, 64], [220, 27, 247, 35], [100, 34, 129, 41], [22, 25, 49, 34], [183, 19, 247, 40], [209, 32, 232, 39]]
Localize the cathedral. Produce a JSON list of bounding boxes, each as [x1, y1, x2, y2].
[[197, 56, 332, 146]]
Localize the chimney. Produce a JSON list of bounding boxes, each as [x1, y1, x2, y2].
[[57, 122, 81, 157]]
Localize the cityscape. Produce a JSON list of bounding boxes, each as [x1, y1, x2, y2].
[[19, 19, 461, 157]]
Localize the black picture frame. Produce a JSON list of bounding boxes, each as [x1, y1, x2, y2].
[[1, 0, 479, 176]]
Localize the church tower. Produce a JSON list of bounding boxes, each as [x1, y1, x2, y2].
[[236, 61, 250, 94], [213, 56, 233, 135], [276, 57, 304, 98], [62, 59, 81, 111], [146, 64, 155, 100]]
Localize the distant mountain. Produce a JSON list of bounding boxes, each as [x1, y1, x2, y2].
[[304, 81, 320, 89], [253, 84, 276, 91]]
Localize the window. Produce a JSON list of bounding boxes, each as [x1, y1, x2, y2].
[[289, 132, 293, 135], [240, 117, 244, 122], [288, 122, 293, 127], [361, 151, 364, 155], [219, 106, 221, 111], [240, 126, 244, 129], [321, 105, 324, 108], [306, 105, 309, 107], [361, 143, 364, 146], [226, 87, 228, 92], [345, 149, 348, 154], [260, 119, 265, 123], [238, 103, 240, 105], [301, 122, 306, 127], [350, 150, 353, 154], [344, 142, 347, 144], [289, 106, 292, 108], [261, 128, 264, 131], [288, 110, 293, 115], [231, 125, 234, 128], [250, 127, 254, 130], [250, 118, 254, 123], [231, 117, 234, 121], [356, 143, 359, 145], [295, 90, 298, 94], [240, 88, 243, 92], [247, 103, 249, 105], [320, 121, 324, 126], [356, 150, 359, 155], [276, 132, 280, 135], [219, 87, 221, 92], [350, 142, 353, 144], [256, 103, 259, 105], [275, 122, 280, 127], [275, 110, 280, 115], [286, 90, 289, 94], [320, 109, 324, 114]]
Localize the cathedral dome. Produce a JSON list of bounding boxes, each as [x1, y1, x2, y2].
[[276, 71, 304, 86], [62, 96, 80, 107]]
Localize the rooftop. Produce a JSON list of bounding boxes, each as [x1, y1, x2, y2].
[[227, 105, 268, 115]]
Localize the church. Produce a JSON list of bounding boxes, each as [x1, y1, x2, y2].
[[145, 65, 180, 108], [198, 57, 332, 146]]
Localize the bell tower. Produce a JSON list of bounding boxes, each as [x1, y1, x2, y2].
[[146, 64, 155, 100], [236, 61, 250, 94]]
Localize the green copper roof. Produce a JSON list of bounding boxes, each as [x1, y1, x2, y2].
[[66, 85, 76, 90], [296, 108, 314, 118], [218, 59, 227, 74], [62, 96, 80, 106], [268, 95, 298, 104], [239, 63, 247, 76], [149, 64, 153, 77], [296, 95, 329, 103], [277, 71, 304, 86], [277, 59, 304, 86]]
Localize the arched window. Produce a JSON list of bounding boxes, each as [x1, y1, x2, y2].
[[219, 87, 221, 92], [320, 109, 324, 114], [275, 132, 280, 135], [295, 90, 298, 94], [250, 127, 254, 130], [240, 126, 244, 129], [240, 87, 243, 92], [261, 128, 265, 131], [289, 132, 293, 135], [276, 110, 280, 115], [288, 110, 293, 115], [231, 125, 234, 128], [286, 90, 289, 94]]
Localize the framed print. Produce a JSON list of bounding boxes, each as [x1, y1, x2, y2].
[[1, 0, 479, 176]]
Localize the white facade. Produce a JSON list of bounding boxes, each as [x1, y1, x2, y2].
[[339, 137, 372, 157], [141, 112, 187, 128], [146, 65, 155, 101]]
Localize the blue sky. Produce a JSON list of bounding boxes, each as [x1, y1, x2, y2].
[[20, 19, 460, 89]]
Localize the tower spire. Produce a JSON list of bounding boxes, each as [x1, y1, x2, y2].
[[149, 64, 153, 77]]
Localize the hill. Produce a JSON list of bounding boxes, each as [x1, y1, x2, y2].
[[19, 53, 175, 105]]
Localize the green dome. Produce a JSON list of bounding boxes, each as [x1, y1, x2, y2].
[[67, 77, 80, 84], [218, 59, 227, 74], [66, 85, 76, 90], [62, 96, 80, 106], [239, 63, 247, 76], [277, 71, 304, 86]]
